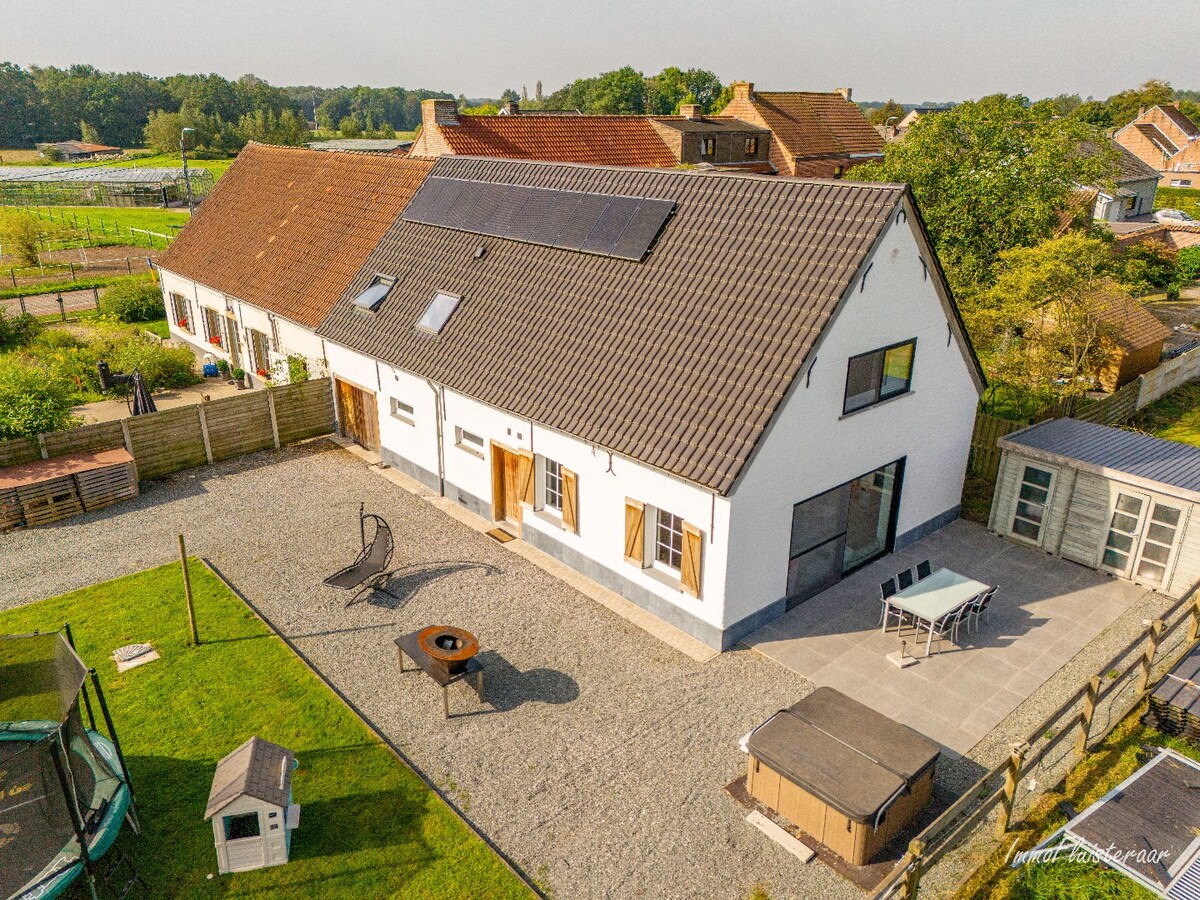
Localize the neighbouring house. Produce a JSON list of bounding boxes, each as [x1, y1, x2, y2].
[[1112, 221, 1200, 251], [35, 140, 122, 161], [155, 143, 433, 386], [1083, 141, 1161, 222], [1114, 103, 1200, 189], [878, 105, 954, 141], [1091, 294, 1172, 391], [407, 99, 773, 171], [718, 82, 885, 177], [316, 156, 983, 650], [205, 737, 299, 874], [991, 418, 1200, 597], [306, 138, 413, 154], [1022, 749, 1200, 897]]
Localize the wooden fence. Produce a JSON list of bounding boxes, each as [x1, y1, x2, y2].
[[0, 378, 334, 482], [869, 581, 1200, 899]]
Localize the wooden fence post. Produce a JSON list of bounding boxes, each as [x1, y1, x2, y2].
[[1137, 619, 1165, 694], [1076, 675, 1101, 755], [1187, 595, 1200, 644], [196, 404, 214, 465], [178, 534, 199, 646], [995, 743, 1027, 839], [266, 388, 281, 449], [18, 294, 26, 314], [901, 839, 925, 898], [56, 294, 65, 321]]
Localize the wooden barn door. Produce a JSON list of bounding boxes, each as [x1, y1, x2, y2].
[[490, 444, 531, 524], [334, 378, 379, 451]]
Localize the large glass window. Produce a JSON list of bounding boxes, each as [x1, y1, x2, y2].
[[1011, 465, 1054, 544], [843, 340, 916, 414], [786, 459, 904, 606]]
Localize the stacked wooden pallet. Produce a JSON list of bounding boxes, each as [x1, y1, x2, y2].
[[0, 447, 138, 531], [1146, 646, 1200, 741]]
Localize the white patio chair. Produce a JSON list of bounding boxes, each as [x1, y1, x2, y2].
[[966, 586, 998, 633]]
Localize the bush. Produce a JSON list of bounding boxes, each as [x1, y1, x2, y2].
[[1178, 247, 1200, 284], [0, 309, 42, 350], [0, 360, 80, 439], [1119, 240, 1178, 295], [103, 338, 198, 392], [101, 278, 165, 323]]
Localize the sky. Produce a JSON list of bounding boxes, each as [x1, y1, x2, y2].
[[1, 0, 1193, 102]]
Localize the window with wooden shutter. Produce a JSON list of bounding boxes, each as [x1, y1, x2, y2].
[[681, 522, 703, 598], [624, 499, 645, 565], [561, 468, 578, 534], [518, 449, 535, 506]]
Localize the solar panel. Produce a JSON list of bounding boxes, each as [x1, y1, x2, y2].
[[402, 176, 675, 261]]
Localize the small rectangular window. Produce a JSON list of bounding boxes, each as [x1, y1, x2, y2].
[[390, 397, 415, 425], [416, 291, 462, 334], [701, 138, 715, 157], [352, 275, 394, 312], [544, 458, 563, 511], [170, 293, 193, 334], [1011, 465, 1054, 544], [655, 509, 684, 571], [843, 339, 916, 414], [745, 136, 758, 155], [223, 812, 260, 841], [203, 307, 224, 349], [455, 426, 484, 453]]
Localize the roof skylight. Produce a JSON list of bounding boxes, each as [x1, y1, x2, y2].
[[352, 276, 394, 312], [416, 291, 462, 334]]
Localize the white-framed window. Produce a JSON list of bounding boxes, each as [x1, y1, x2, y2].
[[169, 292, 193, 334], [700, 137, 715, 157], [654, 508, 684, 571], [455, 426, 484, 455], [1011, 464, 1055, 544], [543, 458, 563, 512], [390, 397, 415, 425], [1170, 179, 1192, 187]]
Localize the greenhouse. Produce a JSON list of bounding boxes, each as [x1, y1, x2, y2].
[[0, 166, 213, 208]]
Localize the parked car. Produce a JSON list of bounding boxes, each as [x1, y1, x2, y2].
[[1154, 208, 1196, 224]]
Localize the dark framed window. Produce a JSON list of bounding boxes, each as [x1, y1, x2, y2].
[[843, 339, 916, 414], [745, 136, 758, 155], [700, 138, 715, 157], [223, 812, 260, 841], [655, 509, 684, 570], [544, 458, 563, 511]]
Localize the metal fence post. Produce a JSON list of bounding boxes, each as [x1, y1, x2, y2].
[[995, 743, 1028, 838], [901, 839, 925, 898], [125, 257, 132, 275], [1137, 619, 1165, 694], [56, 293, 65, 321], [1076, 675, 1101, 755], [18, 294, 26, 314], [92, 286, 99, 310]]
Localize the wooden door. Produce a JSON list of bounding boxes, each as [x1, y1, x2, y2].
[[489, 445, 529, 523], [334, 378, 379, 451]]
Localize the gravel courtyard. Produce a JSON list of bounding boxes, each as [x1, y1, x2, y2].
[[2, 440, 852, 900]]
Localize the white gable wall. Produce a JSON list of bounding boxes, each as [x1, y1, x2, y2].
[[723, 207, 980, 630]]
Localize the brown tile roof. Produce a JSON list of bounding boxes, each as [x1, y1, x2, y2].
[[1159, 104, 1200, 139], [1111, 142, 1163, 182], [1096, 294, 1172, 351], [729, 91, 884, 160], [204, 736, 294, 819], [411, 116, 679, 168], [1135, 123, 1179, 155], [650, 116, 768, 134], [319, 158, 970, 494], [158, 143, 432, 328]]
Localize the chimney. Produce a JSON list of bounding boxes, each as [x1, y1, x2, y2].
[[732, 81, 754, 103], [1138, 104, 1147, 117], [501, 100, 520, 115], [422, 98, 459, 128], [835, 87, 853, 102], [680, 103, 702, 120]]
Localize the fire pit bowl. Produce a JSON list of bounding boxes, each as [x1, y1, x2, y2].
[[417, 625, 479, 678]]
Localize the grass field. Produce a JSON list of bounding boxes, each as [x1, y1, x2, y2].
[[33, 204, 191, 236], [1156, 187, 1200, 219], [1128, 381, 1200, 447], [0, 148, 236, 180], [0, 563, 531, 900]]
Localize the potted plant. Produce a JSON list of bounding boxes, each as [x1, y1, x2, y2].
[[232, 367, 246, 389], [216, 359, 229, 379]]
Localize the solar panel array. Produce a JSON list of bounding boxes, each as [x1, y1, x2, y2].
[[401, 177, 675, 261]]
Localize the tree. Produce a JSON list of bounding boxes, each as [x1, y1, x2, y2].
[[79, 120, 102, 143], [868, 99, 905, 126], [853, 94, 1114, 296], [971, 234, 1124, 411], [535, 80, 543, 102], [1118, 240, 1178, 296], [1105, 79, 1174, 127], [143, 109, 190, 154], [1070, 100, 1113, 129], [0, 211, 48, 266], [338, 115, 361, 138]]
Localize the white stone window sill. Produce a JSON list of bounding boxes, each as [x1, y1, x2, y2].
[[456, 442, 484, 459], [839, 388, 913, 420]]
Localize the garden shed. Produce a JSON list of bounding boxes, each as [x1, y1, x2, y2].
[[205, 736, 299, 874], [990, 418, 1200, 597], [745, 687, 939, 866]]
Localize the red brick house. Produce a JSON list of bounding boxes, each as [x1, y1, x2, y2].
[[1114, 104, 1200, 189], [718, 82, 884, 178]]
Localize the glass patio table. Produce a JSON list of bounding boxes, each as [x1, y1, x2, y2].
[[884, 568, 991, 656]]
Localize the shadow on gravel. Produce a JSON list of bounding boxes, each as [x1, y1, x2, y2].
[[366, 561, 502, 611], [472, 650, 579, 713]]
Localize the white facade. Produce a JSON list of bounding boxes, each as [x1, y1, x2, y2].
[[158, 267, 328, 385], [209, 794, 295, 875], [323, 200, 981, 649], [1093, 178, 1159, 222]]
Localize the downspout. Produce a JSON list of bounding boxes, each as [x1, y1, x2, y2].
[[426, 378, 446, 496]]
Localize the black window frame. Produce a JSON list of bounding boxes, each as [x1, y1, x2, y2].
[[700, 137, 716, 157], [842, 338, 917, 415], [745, 136, 758, 156]]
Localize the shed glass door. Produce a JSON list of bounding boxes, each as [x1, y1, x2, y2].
[[1133, 501, 1183, 587], [1101, 492, 1147, 576]]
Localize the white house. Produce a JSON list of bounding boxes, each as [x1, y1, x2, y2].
[[155, 143, 433, 387], [316, 158, 984, 649]]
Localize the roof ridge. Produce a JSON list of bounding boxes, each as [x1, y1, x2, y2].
[[242, 140, 418, 162]]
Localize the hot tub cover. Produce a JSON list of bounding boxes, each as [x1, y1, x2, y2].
[[747, 687, 940, 823]]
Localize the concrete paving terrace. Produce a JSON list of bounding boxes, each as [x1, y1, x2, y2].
[[2, 440, 862, 900], [744, 519, 1152, 755]]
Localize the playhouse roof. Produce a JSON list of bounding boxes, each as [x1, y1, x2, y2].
[[205, 736, 294, 819]]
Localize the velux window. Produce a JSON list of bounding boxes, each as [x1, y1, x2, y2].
[[843, 339, 916, 414], [352, 275, 394, 312], [416, 291, 462, 334]]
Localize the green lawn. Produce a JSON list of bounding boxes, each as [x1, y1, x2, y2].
[[33, 205, 191, 242], [1156, 187, 1200, 219], [0, 563, 531, 900], [1128, 381, 1200, 447]]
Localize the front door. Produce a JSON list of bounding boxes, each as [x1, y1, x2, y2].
[[785, 459, 905, 608], [490, 444, 531, 524], [334, 378, 379, 451]]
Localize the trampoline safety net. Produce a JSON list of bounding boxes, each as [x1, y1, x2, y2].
[[0, 633, 121, 899]]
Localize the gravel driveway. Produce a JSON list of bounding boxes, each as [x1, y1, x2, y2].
[[1, 440, 856, 900]]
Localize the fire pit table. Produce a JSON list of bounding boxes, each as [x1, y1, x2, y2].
[[395, 626, 485, 719]]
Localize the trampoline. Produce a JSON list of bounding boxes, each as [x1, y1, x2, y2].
[[1, 630, 136, 900]]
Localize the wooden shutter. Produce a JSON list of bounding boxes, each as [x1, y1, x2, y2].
[[518, 450, 535, 506], [624, 499, 645, 565], [562, 468, 578, 534], [681, 522, 703, 598]]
